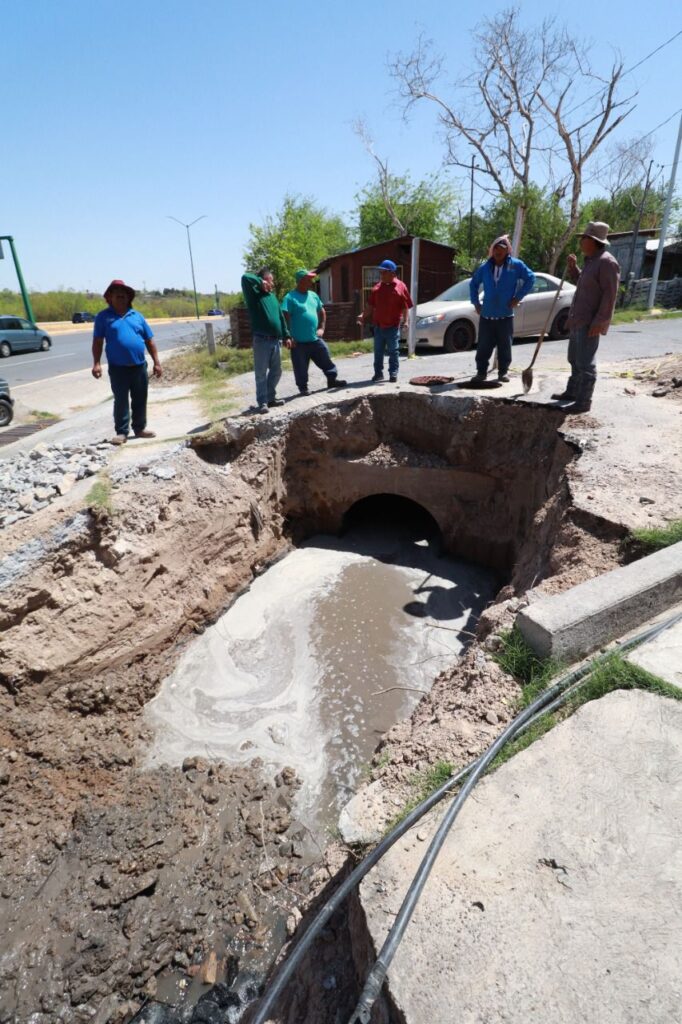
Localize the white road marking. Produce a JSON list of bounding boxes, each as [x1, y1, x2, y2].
[[5, 351, 76, 368]]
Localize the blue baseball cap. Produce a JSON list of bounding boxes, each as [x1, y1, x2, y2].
[[377, 259, 397, 272]]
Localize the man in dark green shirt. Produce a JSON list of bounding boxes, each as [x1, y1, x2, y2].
[[241, 268, 291, 413]]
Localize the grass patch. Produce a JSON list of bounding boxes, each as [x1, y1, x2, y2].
[[86, 473, 113, 515], [494, 627, 561, 707], [630, 519, 682, 554], [492, 653, 681, 772], [168, 337, 374, 421], [386, 760, 454, 832], [612, 306, 682, 324], [28, 409, 59, 422], [196, 374, 240, 421], [171, 338, 374, 384]]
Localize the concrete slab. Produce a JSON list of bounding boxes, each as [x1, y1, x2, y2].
[[517, 541, 682, 660], [628, 610, 682, 690], [357, 690, 682, 1024]]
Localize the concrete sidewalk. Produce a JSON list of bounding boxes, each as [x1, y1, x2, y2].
[[356, 688, 682, 1024]]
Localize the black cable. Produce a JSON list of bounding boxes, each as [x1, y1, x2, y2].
[[348, 608, 682, 1024]]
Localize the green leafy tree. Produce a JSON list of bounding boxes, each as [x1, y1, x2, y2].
[[580, 184, 675, 234], [450, 184, 570, 273], [243, 195, 352, 296], [355, 173, 457, 246]]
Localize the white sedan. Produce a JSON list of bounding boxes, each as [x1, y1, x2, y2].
[[407, 273, 575, 352]]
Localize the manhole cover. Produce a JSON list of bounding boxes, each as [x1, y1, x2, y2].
[[409, 375, 455, 386], [0, 420, 58, 448]]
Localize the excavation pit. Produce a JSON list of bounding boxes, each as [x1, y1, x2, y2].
[[0, 391, 592, 1023], [153, 394, 575, 819]]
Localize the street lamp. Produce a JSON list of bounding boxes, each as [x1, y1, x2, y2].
[[167, 214, 207, 319]]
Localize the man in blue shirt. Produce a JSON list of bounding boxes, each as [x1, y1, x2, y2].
[[469, 235, 535, 384], [281, 269, 347, 396], [92, 279, 162, 444]]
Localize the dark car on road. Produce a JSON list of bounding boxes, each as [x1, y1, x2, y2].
[[72, 311, 95, 323], [0, 317, 52, 358], [0, 378, 14, 426], [206, 308, 225, 317]]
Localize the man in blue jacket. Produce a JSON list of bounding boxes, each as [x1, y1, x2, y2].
[[469, 235, 535, 384]]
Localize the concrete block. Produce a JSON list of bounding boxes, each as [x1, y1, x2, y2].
[[517, 540, 682, 660]]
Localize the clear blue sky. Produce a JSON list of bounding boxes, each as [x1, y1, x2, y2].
[[2, 0, 680, 296]]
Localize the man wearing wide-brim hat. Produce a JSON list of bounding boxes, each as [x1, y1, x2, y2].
[[552, 221, 620, 414], [92, 280, 162, 444]]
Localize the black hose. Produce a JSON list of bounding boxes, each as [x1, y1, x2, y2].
[[250, 663, 594, 1024], [348, 609, 682, 1023], [249, 609, 682, 1024]]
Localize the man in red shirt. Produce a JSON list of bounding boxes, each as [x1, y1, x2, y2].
[[359, 259, 413, 383]]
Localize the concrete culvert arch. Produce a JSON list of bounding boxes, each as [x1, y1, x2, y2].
[[341, 493, 443, 548]]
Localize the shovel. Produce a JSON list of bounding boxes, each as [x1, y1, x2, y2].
[[521, 267, 568, 394]]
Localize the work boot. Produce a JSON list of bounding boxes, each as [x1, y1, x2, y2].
[[389, 375, 398, 383], [371, 372, 384, 383], [110, 434, 127, 445], [563, 401, 592, 414], [268, 398, 285, 407], [498, 372, 510, 383], [470, 374, 486, 385], [327, 377, 348, 389], [551, 391, 575, 401], [134, 429, 156, 438], [255, 404, 269, 415], [298, 387, 310, 396]]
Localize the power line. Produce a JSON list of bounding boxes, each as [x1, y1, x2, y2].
[[624, 27, 682, 75], [533, 26, 682, 140], [584, 107, 682, 184]]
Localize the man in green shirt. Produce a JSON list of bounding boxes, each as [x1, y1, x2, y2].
[[280, 269, 347, 396], [241, 267, 292, 413]]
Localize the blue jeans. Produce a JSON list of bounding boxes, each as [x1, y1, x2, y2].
[[566, 325, 599, 402], [476, 317, 513, 376], [108, 363, 148, 436], [252, 333, 282, 406], [373, 326, 400, 378], [290, 339, 338, 391]]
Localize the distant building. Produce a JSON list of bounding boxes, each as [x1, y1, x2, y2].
[[315, 236, 455, 308], [608, 228, 682, 281], [230, 236, 456, 347]]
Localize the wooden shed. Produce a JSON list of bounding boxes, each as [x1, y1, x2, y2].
[[316, 236, 455, 309]]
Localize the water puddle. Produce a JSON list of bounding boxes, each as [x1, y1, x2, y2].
[[145, 513, 498, 829]]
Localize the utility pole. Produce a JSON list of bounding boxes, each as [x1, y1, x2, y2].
[[648, 112, 682, 310], [407, 236, 420, 358], [0, 235, 35, 323], [623, 159, 655, 300], [168, 215, 207, 319], [469, 155, 475, 259]]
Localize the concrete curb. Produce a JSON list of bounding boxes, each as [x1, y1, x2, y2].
[[517, 541, 682, 660]]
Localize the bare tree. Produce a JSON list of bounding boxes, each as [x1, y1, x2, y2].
[[352, 118, 406, 235], [390, 7, 636, 270], [594, 136, 654, 203]]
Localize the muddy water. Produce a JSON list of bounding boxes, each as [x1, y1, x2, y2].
[[145, 521, 498, 829]]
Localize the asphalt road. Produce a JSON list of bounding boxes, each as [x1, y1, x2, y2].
[[0, 318, 228, 387], [414, 316, 682, 370]]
